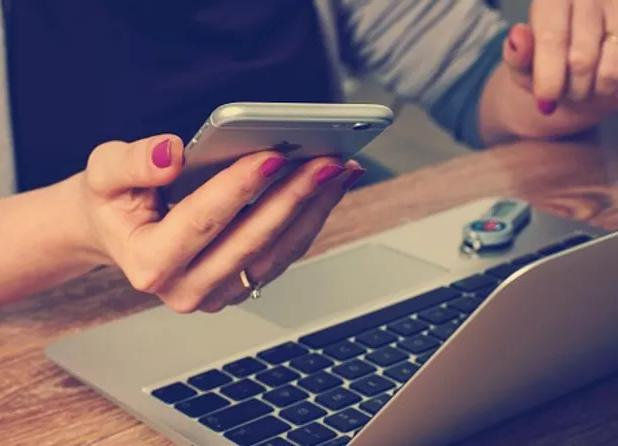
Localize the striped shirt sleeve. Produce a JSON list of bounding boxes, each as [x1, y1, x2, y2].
[[335, 0, 508, 147]]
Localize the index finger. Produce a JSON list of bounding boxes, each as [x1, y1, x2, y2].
[[530, 0, 571, 101]]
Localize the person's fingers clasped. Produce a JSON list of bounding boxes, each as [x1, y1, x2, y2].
[[161, 158, 365, 313]]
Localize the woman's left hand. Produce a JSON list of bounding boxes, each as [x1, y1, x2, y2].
[[503, 0, 618, 115]]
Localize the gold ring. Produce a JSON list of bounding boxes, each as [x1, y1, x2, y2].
[[605, 32, 618, 45], [240, 269, 263, 300]]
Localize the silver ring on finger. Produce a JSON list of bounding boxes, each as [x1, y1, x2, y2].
[[240, 269, 264, 300]]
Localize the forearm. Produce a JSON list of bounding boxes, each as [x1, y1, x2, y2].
[[479, 63, 611, 145], [0, 174, 102, 303]]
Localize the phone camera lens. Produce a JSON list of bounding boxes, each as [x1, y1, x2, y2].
[[353, 122, 371, 131]]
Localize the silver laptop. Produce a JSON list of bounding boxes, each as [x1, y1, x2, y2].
[[46, 197, 618, 446]]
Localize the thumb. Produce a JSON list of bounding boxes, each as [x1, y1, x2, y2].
[[503, 23, 534, 90], [86, 134, 184, 197]]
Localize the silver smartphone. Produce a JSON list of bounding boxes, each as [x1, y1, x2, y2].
[[165, 102, 393, 203]]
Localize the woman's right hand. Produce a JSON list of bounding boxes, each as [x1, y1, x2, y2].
[[79, 134, 364, 313]]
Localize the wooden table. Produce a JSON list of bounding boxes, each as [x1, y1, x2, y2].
[[3, 137, 618, 445]]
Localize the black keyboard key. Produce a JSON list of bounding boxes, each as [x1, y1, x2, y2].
[[430, 321, 462, 341], [258, 342, 308, 365], [452, 274, 499, 293], [200, 399, 272, 432], [258, 438, 294, 446], [355, 329, 397, 348], [398, 334, 441, 354], [299, 287, 461, 348], [280, 401, 327, 425], [562, 233, 593, 248], [289, 354, 333, 374], [224, 357, 267, 378], [511, 252, 541, 266], [473, 285, 496, 300], [263, 385, 309, 408], [221, 379, 266, 401], [187, 369, 232, 391], [325, 408, 370, 433], [365, 346, 408, 367], [298, 371, 343, 394], [417, 306, 459, 325], [152, 382, 197, 404], [351, 374, 395, 396], [384, 361, 419, 383], [387, 318, 428, 337], [224, 415, 291, 446], [323, 341, 366, 361], [322, 437, 351, 446], [315, 387, 362, 411], [448, 296, 482, 314], [538, 242, 568, 256], [486, 263, 521, 280], [359, 393, 391, 415], [537, 235, 592, 258], [332, 359, 376, 380], [175, 393, 229, 418], [415, 348, 437, 364], [256, 366, 300, 388], [288, 422, 337, 446]]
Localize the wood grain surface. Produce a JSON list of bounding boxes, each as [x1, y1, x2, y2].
[[3, 138, 618, 446]]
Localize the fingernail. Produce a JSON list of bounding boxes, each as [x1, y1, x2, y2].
[[260, 156, 288, 178], [507, 29, 517, 52], [151, 139, 172, 168], [508, 37, 517, 52], [343, 168, 366, 190], [315, 164, 345, 185], [537, 99, 557, 115]]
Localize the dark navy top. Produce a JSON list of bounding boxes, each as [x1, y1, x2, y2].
[[3, 0, 334, 191]]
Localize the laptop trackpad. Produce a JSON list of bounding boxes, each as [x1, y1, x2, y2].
[[241, 244, 446, 328]]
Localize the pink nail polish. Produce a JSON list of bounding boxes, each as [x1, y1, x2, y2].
[[315, 165, 345, 186], [507, 29, 517, 52], [260, 157, 288, 177], [508, 36, 517, 52], [537, 100, 557, 115], [151, 139, 172, 168], [343, 168, 367, 190]]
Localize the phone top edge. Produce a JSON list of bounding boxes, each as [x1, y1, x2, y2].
[[209, 102, 394, 128]]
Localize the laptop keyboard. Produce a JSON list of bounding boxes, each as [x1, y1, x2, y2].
[[150, 233, 593, 446]]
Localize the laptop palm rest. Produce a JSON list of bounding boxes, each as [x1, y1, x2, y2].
[[241, 244, 446, 328]]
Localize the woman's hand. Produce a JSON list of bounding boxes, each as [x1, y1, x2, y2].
[[80, 135, 364, 313], [479, 0, 618, 144], [503, 0, 618, 115]]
